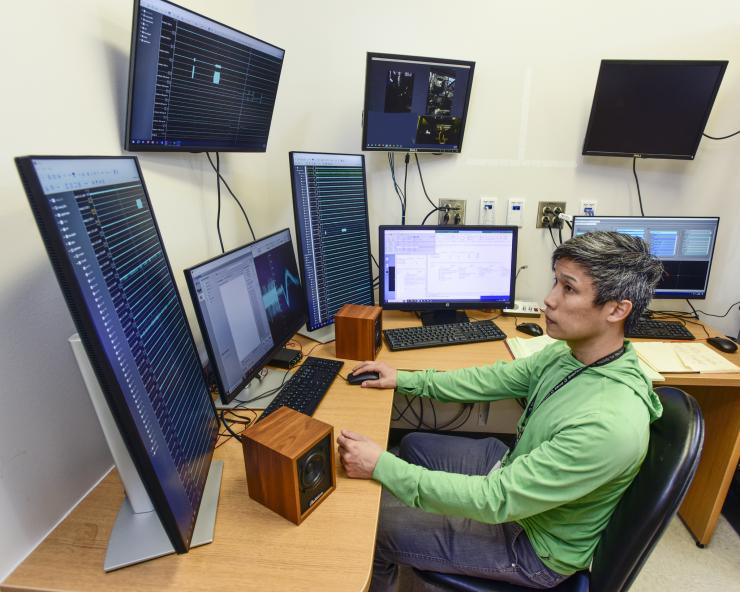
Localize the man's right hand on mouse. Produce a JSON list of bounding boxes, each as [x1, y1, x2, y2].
[[350, 361, 397, 389]]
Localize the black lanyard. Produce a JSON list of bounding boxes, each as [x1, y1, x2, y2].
[[514, 345, 626, 446]]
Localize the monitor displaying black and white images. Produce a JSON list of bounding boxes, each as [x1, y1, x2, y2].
[[363, 53, 475, 152], [185, 229, 306, 405], [125, 0, 285, 152], [15, 156, 218, 554]]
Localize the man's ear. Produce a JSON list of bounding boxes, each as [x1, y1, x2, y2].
[[606, 299, 633, 324]]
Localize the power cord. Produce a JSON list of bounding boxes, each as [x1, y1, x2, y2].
[[387, 152, 407, 224], [206, 153, 257, 244], [632, 156, 645, 216], [703, 130, 740, 140]]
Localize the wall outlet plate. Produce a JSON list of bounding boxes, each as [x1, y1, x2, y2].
[[580, 200, 597, 216], [479, 197, 497, 225], [506, 198, 525, 227], [536, 201, 567, 229], [438, 199, 466, 225]]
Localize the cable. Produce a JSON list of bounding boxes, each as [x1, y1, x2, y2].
[[371, 253, 379, 269], [215, 153, 224, 253], [547, 225, 558, 248], [206, 153, 257, 242], [422, 207, 444, 225], [693, 300, 740, 319], [387, 153, 406, 222], [402, 153, 409, 225], [632, 156, 645, 216], [414, 153, 438, 210], [703, 130, 740, 140]]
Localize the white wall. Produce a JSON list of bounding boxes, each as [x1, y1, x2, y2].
[[1, 0, 739, 581]]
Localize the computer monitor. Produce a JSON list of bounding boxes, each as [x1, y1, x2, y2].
[[15, 156, 218, 554], [362, 52, 476, 153], [379, 225, 518, 325], [582, 60, 727, 159], [125, 0, 285, 152], [184, 229, 306, 406], [289, 152, 375, 341], [572, 216, 720, 299]]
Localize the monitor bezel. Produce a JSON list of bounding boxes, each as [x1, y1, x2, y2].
[[288, 151, 375, 331], [124, 0, 286, 153], [571, 215, 720, 300], [184, 228, 307, 404], [378, 225, 518, 312], [362, 52, 476, 153], [14, 154, 218, 554], [582, 59, 728, 160]]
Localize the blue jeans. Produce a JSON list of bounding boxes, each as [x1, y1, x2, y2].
[[371, 433, 568, 591]]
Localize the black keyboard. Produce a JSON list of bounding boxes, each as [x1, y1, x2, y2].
[[384, 320, 507, 351], [626, 319, 695, 340], [258, 356, 344, 422]]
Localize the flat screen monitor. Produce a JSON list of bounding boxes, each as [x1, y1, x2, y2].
[[15, 155, 218, 553], [379, 225, 518, 325], [362, 53, 475, 153], [572, 216, 720, 299], [184, 229, 306, 405], [125, 0, 285, 152], [289, 152, 375, 335], [582, 60, 727, 160]]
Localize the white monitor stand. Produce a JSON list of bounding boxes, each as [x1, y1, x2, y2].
[[298, 323, 335, 344], [69, 334, 223, 572], [212, 368, 288, 410]]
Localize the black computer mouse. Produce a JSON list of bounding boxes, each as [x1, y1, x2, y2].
[[517, 322, 544, 337], [347, 371, 380, 385], [706, 336, 738, 354]]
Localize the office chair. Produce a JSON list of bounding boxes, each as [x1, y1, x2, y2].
[[412, 386, 705, 592]]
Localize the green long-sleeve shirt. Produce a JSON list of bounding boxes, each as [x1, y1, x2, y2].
[[372, 340, 662, 575]]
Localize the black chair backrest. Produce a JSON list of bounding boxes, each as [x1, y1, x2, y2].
[[590, 386, 704, 592]]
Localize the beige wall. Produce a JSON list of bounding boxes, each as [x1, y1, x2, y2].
[[1, 0, 739, 580]]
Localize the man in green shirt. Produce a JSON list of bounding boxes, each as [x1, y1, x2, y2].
[[338, 231, 664, 590]]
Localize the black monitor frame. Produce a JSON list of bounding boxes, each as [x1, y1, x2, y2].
[[582, 59, 728, 160], [125, 0, 285, 153], [15, 155, 218, 554], [379, 225, 518, 325], [184, 229, 306, 405], [362, 52, 476, 153]]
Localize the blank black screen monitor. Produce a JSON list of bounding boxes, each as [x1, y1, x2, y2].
[[582, 60, 727, 159], [363, 53, 476, 152], [125, 0, 285, 152], [15, 156, 218, 553], [185, 229, 306, 405], [379, 226, 518, 325], [289, 152, 375, 332], [572, 216, 719, 299]]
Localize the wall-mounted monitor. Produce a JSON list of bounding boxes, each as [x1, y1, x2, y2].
[[572, 216, 720, 299], [582, 60, 727, 159], [362, 53, 475, 153], [125, 0, 285, 152]]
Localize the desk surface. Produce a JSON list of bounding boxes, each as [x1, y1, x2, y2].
[[3, 311, 739, 591]]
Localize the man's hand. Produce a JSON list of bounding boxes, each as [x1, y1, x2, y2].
[[350, 361, 398, 389], [337, 430, 384, 479]]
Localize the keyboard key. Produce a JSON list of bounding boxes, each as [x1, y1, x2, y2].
[[384, 320, 506, 351]]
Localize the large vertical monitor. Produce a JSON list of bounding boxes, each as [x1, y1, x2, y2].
[[289, 152, 375, 339], [582, 60, 727, 159], [15, 156, 218, 554], [572, 216, 720, 299], [379, 226, 518, 325], [184, 229, 306, 405], [362, 52, 476, 152], [125, 0, 285, 152]]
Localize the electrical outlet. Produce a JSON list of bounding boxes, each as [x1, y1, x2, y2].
[[438, 199, 466, 225], [479, 197, 497, 225], [536, 201, 567, 229], [506, 198, 525, 227], [580, 200, 597, 216]]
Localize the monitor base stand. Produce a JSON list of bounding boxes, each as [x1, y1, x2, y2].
[[213, 369, 289, 410], [420, 310, 469, 326], [298, 323, 335, 344], [104, 459, 223, 572]]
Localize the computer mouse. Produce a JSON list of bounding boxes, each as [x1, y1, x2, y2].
[[517, 323, 544, 337], [706, 336, 738, 354], [347, 371, 380, 385]]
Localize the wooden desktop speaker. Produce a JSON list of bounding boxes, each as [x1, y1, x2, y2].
[[241, 406, 336, 524], [335, 303, 383, 361]]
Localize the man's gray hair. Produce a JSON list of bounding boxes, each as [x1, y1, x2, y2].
[[552, 231, 664, 331]]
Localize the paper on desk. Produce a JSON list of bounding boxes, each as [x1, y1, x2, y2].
[[674, 343, 740, 373], [634, 342, 740, 374]]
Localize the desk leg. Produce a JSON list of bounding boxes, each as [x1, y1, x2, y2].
[[677, 386, 740, 546]]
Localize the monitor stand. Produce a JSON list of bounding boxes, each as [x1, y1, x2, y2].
[[68, 334, 223, 572], [213, 368, 288, 410], [420, 310, 469, 326], [298, 322, 335, 343]]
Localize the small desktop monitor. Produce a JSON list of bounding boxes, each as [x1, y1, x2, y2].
[[582, 60, 727, 160], [184, 229, 306, 405], [572, 216, 720, 299], [362, 53, 476, 153], [379, 226, 518, 325], [289, 152, 375, 339], [125, 0, 285, 152], [15, 155, 218, 554]]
